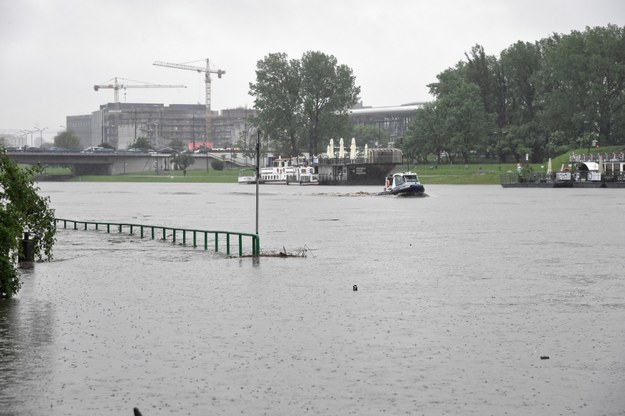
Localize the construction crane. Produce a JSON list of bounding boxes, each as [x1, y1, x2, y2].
[[153, 59, 225, 144], [93, 77, 186, 103]]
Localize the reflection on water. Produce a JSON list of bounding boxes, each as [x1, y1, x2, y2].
[[1, 183, 624, 415], [0, 268, 56, 414]]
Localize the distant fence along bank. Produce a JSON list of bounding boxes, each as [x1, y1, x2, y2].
[[501, 151, 625, 188], [55, 219, 260, 257]]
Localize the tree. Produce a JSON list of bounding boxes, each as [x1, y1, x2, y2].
[[171, 152, 194, 174], [465, 44, 506, 126], [427, 67, 494, 163], [299, 51, 360, 155], [129, 137, 153, 149], [169, 139, 186, 152], [250, 51, 360, 156], [500, 41, 542, 125], [404, 102, 449, 164], [211, 159, 224, 171], [236, 128, 261, 165], [249, 53, 302, 155], [539, 25, 625, 146], [54, 130, 81, 150], [1, 150, 56, 299], [350, 124, 390, 149]]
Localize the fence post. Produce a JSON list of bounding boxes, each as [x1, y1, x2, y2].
[[18, 232, 35, 263]]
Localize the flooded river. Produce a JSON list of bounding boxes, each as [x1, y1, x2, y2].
[[1, 183, 624, 415]]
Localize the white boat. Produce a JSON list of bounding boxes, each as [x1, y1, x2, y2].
[[259, 157, 319, 185], [289, 165, 319, 185], [383, 171, 425, 196], [237, 168, 264, 184]]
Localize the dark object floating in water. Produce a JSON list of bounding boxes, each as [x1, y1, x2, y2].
[[353, 285, 358, 291], [242, 246, 309, 258], [540, 356, 550, 360], [134, 408, 143, 416]]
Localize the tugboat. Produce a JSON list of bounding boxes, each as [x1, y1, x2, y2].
[[383, 172, 425, 196]]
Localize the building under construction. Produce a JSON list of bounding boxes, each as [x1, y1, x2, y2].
[[67, 104, 258, 150], [66, 101, 423, 151]]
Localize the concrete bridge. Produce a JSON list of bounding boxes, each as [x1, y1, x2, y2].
[[5, 151, 251, 175]]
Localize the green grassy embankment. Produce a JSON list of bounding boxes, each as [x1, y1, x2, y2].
[[67, 168, 239, 183], [40, 145, 623, 185]]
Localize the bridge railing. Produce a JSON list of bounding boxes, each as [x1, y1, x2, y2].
[[55, 218, 260, 257]]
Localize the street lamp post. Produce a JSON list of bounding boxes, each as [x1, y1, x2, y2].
[[34, 127, 47, 147], [255, 129, 261, 237], [18, 130, 31, 148]]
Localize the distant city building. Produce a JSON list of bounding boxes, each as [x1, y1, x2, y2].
[[67, 103, 257, 150], [66, 115, 92, 149], [65, 102, 423, 150], [348, 102, 425, 142]]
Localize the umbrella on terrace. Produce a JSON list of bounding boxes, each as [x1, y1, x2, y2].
[[599, 154, 604, 174], [350, 138, 357, 160]]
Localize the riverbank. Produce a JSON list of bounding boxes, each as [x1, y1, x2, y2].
[[37, 145, 624, 185], [41, 164, 509, 185]]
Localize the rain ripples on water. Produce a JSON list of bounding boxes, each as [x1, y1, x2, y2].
[[1, 183, 624, 415]]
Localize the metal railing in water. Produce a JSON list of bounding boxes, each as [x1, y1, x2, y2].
[[55, 218, 260, 257]]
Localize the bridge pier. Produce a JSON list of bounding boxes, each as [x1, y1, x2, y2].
[[73, 164, 112, 176]]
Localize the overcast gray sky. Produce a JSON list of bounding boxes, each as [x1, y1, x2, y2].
[[2, 0, 624, 142]]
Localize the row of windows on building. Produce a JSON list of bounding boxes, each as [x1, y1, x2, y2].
[[66, 103, 423, 150], [67, 103, 258, 150]]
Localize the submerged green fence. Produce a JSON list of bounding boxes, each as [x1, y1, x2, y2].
[[55, 218, 260, 257]]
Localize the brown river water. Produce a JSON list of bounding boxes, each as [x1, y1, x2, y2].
[[1, 182, 624, 415]]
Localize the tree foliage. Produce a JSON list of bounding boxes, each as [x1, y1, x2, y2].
[[299, 51, 361, 155], [129, 137, 152, 149], [349, 124, 390, 149], [1, 150, 56, 299], [406, 65, 494, 164], [54, 130, 81, 150], [171, 152, 194, 172], [249, 51, 360, 156], [169, 139, 187, 152], [403, 25, 625, 164]]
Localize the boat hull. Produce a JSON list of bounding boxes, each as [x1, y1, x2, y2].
[[237, 173, 265, 184], [388, 183, 425, 196]]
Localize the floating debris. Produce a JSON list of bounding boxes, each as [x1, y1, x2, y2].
[[243, 245, 310, 258]]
